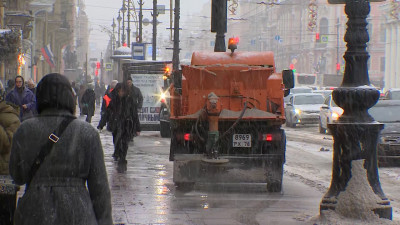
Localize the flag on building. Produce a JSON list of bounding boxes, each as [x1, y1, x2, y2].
[[41, 44, 55, 68]]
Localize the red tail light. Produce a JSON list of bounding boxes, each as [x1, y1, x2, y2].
[[263, 134, 273, 142], [184, 133, 191, 141]]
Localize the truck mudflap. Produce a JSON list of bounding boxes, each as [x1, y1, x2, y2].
[[173, 154, 284, 192]]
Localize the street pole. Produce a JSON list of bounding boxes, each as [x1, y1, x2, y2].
[[138, 0, 143, 43], [336, 17, 340, 76], [112, 18, 116, 52], [127, 0, 131, 47], [0, 0, 5, 83], [172, 0, 181, 118], [321, 0, 392, 220], [117, 11, 122, 47], [211, 0, 227, 52], [172, 0, 180, 89], [85, 52, 88, 85], [121, 0, 126, 46], [170, 0, 173, 40], [152, 0, 158, 60]]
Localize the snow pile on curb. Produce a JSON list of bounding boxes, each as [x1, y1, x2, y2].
[[309, 160, 396, 225], [336, 160, 382, 220]]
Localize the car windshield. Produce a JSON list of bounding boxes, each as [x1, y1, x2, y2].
[[291, 88, 312, 94], [297, 75, 316, 85], [369, 105, 400, 122], [294, 95, 324, 105]]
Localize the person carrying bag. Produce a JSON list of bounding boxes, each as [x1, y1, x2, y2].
[[9, 73, 112, 225]]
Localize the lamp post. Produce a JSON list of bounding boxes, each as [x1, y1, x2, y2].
[[111, 18, 116, 52], [321, 0, 392, 220], [117, 11, 122, 47], [138, 0, 143, 43], [152, 0, 158, 60], [127, 0, 131, 47], [121, 0, 127, 46]]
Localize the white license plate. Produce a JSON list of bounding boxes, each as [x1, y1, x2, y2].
[[233, 134, 251, 147]]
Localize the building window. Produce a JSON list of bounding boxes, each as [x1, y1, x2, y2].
[[381, 57, 385, 72], [380, 24, 386, 42]]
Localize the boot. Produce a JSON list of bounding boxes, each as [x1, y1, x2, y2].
[[117, 160, 127, 173]]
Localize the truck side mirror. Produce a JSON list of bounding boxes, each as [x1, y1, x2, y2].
[[282, 69, 295, 89]]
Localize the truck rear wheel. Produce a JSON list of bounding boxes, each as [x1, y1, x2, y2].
[[266, 130, 285, 192], [267, 180, 282, 192]]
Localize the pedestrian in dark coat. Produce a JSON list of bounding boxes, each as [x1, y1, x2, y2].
[[98, 80, 118, 132], [77, 83, 86, 115], [81, 83, 96, 123], [9, 73, 112, 225], [0, 81, 20, 225], [94, 81, 102, 106], [5, 76, 36, 121], [126, 77, 143, 140], [98, 83, 141, 173]]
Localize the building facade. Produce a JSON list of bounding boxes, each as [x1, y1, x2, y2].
[[227, 0, 386, 88], [0, 0, 88, 84], [381, 1, 400, 91]]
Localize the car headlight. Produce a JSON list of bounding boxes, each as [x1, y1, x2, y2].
[[295, 109, 301, 114], [379, 136, 386, 144], [332, 112, 339, 120]]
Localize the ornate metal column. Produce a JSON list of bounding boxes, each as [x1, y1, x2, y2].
[[321, 0, 391, 219], [211, 0, 227, 52], [117, 11, 122, 47], [121, 1, 127, 45]]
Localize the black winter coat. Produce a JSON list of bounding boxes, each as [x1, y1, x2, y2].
[[81, 89, 96, 116], [102, 92, 140, 135], [9, 109, 112, 225]]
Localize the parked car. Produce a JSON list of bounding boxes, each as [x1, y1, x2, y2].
[[284, 87, 313, 107], [369, 100, 400, 167], [319, 94, 343, 134], [285, 93, 325, 128], [313, 89, 332, 99], [384, 88, 400, 100]]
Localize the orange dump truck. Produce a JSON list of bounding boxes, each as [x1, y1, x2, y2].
[[169, 51, 294, 192]]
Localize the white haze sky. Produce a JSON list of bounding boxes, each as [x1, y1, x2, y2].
[[84, 0, 210, 57]]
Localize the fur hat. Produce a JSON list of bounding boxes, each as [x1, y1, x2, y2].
[[36, 73, 76, 114]]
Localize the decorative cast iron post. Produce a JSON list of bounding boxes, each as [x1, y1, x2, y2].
[[322, 0, 391, 219], [211, 0, 227, 52]]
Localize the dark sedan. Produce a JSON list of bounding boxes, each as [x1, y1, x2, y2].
[[369, 100, 400, 167]]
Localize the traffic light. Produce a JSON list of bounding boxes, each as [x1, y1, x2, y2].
[[336, 63, 340, 71], [95, 68, 99, 76], [96, 62, 101, 69], [289, 64, 296, 73], [163, 64, 172, 80], [316, 33, 320, 42]]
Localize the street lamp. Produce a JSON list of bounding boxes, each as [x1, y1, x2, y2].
[[117, 11, 122, 47], [111, 18, 116, 52], [120, 0, 127, 46], [321, 0, 392, 220]]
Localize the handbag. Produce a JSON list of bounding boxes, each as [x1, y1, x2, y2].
[[25, 116, 75, 190]]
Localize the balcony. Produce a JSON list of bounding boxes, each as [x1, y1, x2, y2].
[[5, 11, 33, 39]]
